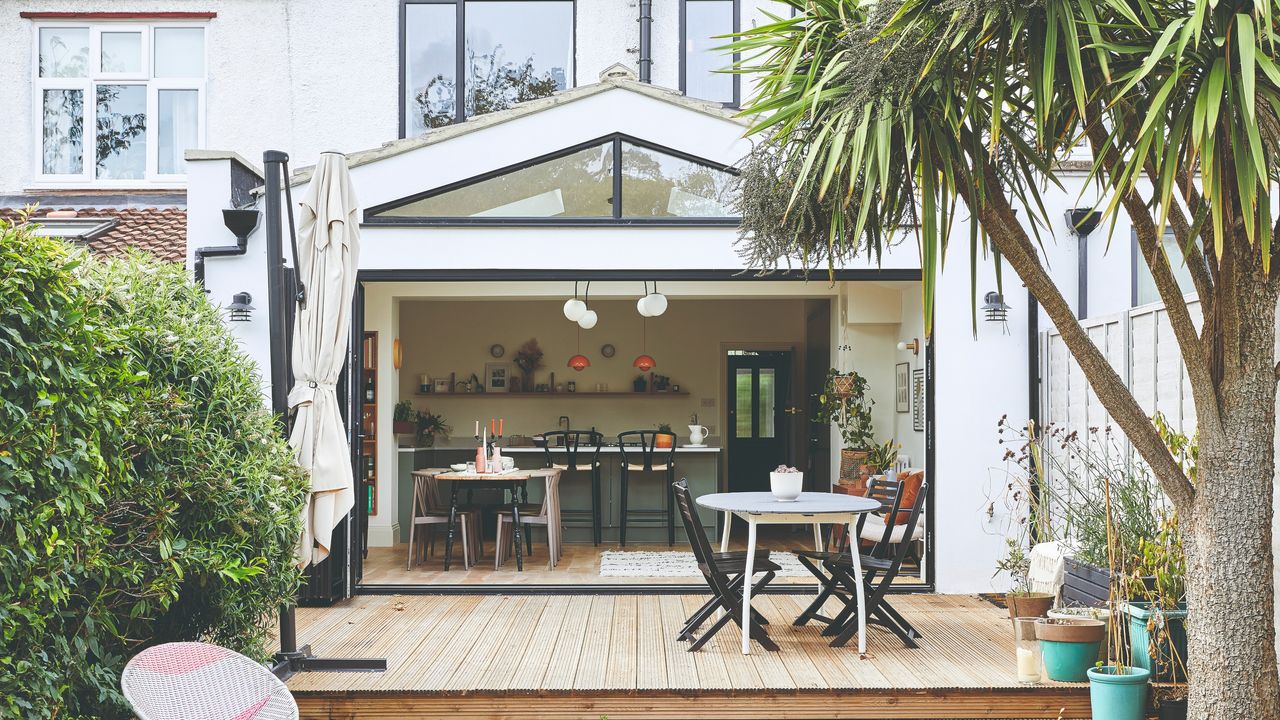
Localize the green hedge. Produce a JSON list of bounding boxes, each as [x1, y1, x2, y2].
[[0, 218, 308, 719]]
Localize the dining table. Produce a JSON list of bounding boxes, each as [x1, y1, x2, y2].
[[433, 469, 535, 571], [696, 491, 881, 655]]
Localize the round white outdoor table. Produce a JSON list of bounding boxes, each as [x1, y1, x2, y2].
[[697, 491, 881, 655]]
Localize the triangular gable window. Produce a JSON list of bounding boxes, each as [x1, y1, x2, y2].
[[364, 134, 738, 225]]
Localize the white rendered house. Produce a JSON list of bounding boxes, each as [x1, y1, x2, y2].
[[3, 1, 1197, 603]]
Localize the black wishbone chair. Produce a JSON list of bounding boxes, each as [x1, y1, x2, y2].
[[672, 478, 781, 652], [541, 430, 604, 546], [617, 430, 678, 546], [799, 477, 930, 649]]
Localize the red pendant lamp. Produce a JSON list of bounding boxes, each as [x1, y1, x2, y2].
[[568, 325, 590, 371], [633, 316, 656, 371]]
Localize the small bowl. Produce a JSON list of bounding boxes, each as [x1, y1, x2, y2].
[[449, 463, 467, 472]]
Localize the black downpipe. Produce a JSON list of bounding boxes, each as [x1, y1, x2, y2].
[[193, 209, 260, 286], [1026, 288, 1041, 541], [638, 0, 653, 82]]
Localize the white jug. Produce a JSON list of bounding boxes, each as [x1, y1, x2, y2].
[[687, 425, 710, 446]]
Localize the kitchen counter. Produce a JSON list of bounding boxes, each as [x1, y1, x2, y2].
[[405, 442, 721, 453]]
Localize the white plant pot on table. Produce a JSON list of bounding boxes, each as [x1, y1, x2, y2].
[[769, 471, 804, 502]]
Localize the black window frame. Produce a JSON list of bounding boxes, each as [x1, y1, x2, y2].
[[679, 0, 741, 108], [363, 132, 741, 227], [399, 0, 578, 138]]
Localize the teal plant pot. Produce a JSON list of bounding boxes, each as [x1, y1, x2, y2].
[[1122, 601, 1188, 682], [1088, 665, 1150, 720], [1040, 639, 1102, 681], [1035, 617, 1106, 682]]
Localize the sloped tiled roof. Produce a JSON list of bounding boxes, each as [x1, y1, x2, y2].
[[1, 207, 187, 262]]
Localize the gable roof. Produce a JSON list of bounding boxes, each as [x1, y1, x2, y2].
[[286, 65, 750, 187], [1, 207, 187, 262]]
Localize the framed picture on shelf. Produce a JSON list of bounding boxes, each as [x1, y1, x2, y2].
[[485, 362, 512, 393], [432, 377, 451, 394], [912, 369, 926, 431], [895, 362, 910, 413]]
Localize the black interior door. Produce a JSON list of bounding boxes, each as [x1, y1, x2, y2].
[[727, 351, 792, 493]]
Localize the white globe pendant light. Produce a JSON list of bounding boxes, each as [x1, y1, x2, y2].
[[636, 296, 653, 317], [577, 309, 598, 329], [563, 297, 587, 322], [644, 292, 668, 317]]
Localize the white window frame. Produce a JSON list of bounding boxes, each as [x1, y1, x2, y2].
[[32, 21, 207, 188]]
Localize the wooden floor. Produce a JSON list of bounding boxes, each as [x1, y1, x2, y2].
[[360, 528, 925, 586], [285, 593, 1088, 718]]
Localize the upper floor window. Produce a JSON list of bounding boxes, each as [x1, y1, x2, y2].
[[402, 0, 574, 135], [681, 0, 738, 106], [35, 24, 205, 184], [1133, 231, 1198, 306]]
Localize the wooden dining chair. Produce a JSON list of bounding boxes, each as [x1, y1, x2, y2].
[[407, 470, 480, 570], [617, 430, 677, 546], [672, 478, 780, 652], [494, 468, 563, 569], [541, 430, 604, 545]]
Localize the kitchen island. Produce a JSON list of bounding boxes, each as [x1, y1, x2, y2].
[[398, 442, 721, 544]]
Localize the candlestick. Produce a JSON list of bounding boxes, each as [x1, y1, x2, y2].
[[499, 418, 504, 436]]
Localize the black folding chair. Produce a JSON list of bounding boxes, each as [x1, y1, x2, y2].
[[795, 477, 929, 649], [672, 478, 781, 652]]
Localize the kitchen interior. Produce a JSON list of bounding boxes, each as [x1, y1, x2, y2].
[[356, 280, 927, 586]]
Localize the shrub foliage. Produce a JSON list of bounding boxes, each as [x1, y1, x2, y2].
[[0, 218, 308, 718]]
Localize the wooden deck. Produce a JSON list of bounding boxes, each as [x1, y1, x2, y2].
[[285, 593, 1090, 718]]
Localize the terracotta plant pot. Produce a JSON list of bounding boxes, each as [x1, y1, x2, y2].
[[1006, 592, 1055, 620], [655, 434, 674, 448], [393, 420, 416, 435]]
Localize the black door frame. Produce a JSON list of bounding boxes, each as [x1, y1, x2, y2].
[[346, 267, 935, 594]]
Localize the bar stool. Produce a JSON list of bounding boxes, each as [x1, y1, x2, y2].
[[541, 430, 604, 545], [618, 430, 677, 546]]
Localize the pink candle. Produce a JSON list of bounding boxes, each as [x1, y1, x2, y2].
[[499, 418, 504, 435]]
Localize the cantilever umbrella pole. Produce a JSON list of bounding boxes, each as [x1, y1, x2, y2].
[[262, 149, 386, 680]]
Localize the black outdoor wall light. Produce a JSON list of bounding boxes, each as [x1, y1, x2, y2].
[[227, 292, 255, 322]]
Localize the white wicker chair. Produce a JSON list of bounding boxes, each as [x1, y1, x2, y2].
[[121, 642, 298, 720]]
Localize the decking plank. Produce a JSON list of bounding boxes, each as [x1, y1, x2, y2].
[[602, 594, 639, 690], [572, 595, 616, 689]]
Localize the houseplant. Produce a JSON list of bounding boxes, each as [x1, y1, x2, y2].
[[864, 439, 900, 475], [769, 464, 803, 501], [1123, 510, 1187, 683], [655, 422, 675, 448], [995, 537, 1055, 619], [815, 368, 875, 484], [393, 400, 417, 435], [415, 409, 450, 447]]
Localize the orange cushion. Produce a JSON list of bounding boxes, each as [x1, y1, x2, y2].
[[893, 470, 924, 525]]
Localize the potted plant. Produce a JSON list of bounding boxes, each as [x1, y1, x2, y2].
[[415, 409, 450, 447], [815, 368, 875, 485], [1035, 617, 1106, 681], [992, 417, 1166, 607], [995, 537, 1055, 620], [655, 423, 675, 448], [864, 439, 899, 474], [393, 400, 417, 435], [1122, 510, 1187, 684], [513, 338, 544, 390], [769, 464, 803, 501]]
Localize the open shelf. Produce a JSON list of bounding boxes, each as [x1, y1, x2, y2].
[[413, 391, 689, 399]]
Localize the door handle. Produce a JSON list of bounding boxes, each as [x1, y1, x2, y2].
[[784, 406, 802, 415]]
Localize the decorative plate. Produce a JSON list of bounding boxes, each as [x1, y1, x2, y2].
[[601, 343, 616, 358]]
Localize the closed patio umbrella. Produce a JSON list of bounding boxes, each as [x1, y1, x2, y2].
[[289, 152, 360, 567]]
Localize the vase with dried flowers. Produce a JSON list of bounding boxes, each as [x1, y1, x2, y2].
[[514, 338, 544, 391]]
